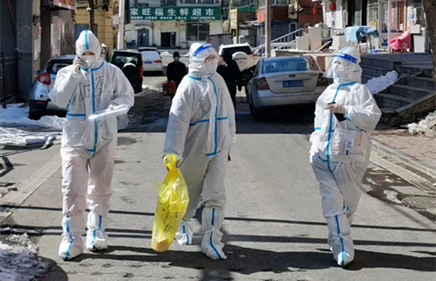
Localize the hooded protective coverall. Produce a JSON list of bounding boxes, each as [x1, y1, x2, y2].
[[49, 30, 134, 260], [163, 43, 236, 260], [310, 47, 381, 267]]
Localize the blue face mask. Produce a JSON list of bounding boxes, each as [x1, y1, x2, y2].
[[174, 57, 180, 62]]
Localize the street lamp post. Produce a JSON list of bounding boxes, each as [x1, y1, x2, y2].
[[117, 0, 126, 50], [265, 0, 272, 58], [88, 0, 95, 33]]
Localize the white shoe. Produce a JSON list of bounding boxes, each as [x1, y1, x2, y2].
[[59, 233, 84, 260], [175, 220, 193, 245], [332, 235, 354, 267], [327, 215, 354, 267], [86, 229, 108, 252], [201, 231, 227, 260], [201, 208, 227, 260]]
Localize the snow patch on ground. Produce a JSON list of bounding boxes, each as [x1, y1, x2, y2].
[[141, 85, 162, 93], [0, 104, 133, 146], [160, 51, 173, 57], [408, 110, 436, 135], [0, 104, 65, 131], [0, 234, 51, 281], [365, 70, 399, 95], [5, 233, 39, 254], [0, 127, 60, 147]]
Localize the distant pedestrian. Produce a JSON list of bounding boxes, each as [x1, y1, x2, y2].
[[167, 51, 187, 90], [217, 52, 242, 112]]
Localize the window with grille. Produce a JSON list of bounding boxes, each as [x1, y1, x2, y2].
[[367, 0, 378, 25], [258, 0, 287, 8], [187, 22, 210, 41], [161, 0, 177, 5], [412, 0, 425, 26], [179, 0, 221, 4]]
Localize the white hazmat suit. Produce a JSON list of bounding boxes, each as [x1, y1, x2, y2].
[[163, 43, 236, 260], [310, 47, 381, 266], [49, 30, 134, 260]]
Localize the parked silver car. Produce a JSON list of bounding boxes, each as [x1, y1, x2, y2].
[[29, 55, 75, 119], [246, 56, 328, 120]]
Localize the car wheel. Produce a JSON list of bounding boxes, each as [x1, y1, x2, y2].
[[29, 110, 41, 120], [252, 105, 263, 122]]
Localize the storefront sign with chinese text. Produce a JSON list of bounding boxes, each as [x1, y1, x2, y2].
[[130, 7, 221, 21]]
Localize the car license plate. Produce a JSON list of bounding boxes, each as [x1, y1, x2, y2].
[[283, 80, 304, 88], [144, 61, 152, 64]]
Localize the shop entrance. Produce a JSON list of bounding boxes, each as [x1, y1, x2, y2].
[[161, 32, 176, 47], [137, 29, 149, 47]]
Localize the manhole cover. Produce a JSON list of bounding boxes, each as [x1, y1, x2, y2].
[[403, 196, 436, 209]]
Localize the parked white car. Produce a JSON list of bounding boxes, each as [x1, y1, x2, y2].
[[28, 55, 74, 119], [246, 55, 328, 121], [218, 43, 258, 71], [140, 50, 163, 74]]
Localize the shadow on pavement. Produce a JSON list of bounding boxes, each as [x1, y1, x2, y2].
[[2, 224, 436, 248], [345, 249, 436, 271], [67, 244, 435, 274]]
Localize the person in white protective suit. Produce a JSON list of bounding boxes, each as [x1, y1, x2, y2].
[[49, 30, 134, 260], [309, 46, 381, 267], [163, 43, 236, 260]]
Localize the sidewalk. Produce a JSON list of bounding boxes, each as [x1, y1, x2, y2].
[[372, 129, 436, 180]]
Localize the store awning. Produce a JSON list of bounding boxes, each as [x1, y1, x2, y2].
[[253, 20, 289, 27]]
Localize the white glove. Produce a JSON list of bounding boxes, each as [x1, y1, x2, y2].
[[72, 58, 82, 73], [108, 103, 118, 110], [325, 103, 346, 114]]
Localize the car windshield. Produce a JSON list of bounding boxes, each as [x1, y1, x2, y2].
[[47, 60, 72, 74], [112, 53, 141, 69], [141, 51, 160, 59], [222, 46, 251, 58], [262, 58, 310, 74]]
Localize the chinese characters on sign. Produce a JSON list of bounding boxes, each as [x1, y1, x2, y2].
[[130, 7, 221, 21]]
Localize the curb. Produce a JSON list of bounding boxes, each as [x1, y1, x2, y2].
[[371, 139, 436, 180]]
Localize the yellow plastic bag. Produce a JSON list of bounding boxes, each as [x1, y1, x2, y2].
[[151, 154, 189, 252]]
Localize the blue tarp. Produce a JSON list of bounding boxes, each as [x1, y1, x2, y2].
[[344, 26, 380, 43]]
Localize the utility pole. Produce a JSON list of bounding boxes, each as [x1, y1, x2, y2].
[[117, 0, 126, 50], [387, 0, 391, 53], [88, 0, 95, 33], [265, 0, 271, 58]]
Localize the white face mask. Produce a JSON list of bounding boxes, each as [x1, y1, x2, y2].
[[332, 63, 344, 76], [81, 55, 96, 68], [204, 61, 218, 74]]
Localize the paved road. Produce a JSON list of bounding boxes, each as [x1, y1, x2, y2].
[[1, 94, 435, 280]]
